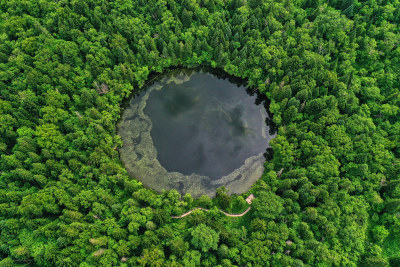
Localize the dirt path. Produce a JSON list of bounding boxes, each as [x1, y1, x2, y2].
[[171, 194, 255, 219], [171, 206, 251, 218]]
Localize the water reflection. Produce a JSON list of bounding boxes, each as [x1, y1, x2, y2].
[[118, 68, 276, 197]]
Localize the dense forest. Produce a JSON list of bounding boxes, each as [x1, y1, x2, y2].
[[0, 0, 399, 266]]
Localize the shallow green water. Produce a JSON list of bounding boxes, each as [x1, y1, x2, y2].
[[118, 69, 274, 197]]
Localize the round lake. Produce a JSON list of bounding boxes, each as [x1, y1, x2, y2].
[[118, 69, 274, 197]]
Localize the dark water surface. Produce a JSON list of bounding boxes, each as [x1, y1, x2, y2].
[[118, 69, 274, 197], [146, 72, 266, 179]]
